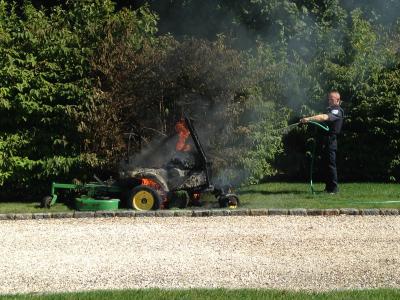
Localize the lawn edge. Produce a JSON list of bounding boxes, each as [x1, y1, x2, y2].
[[0, 208, 399, 221]]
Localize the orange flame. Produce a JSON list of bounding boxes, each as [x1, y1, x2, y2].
[[175, 119, 191, 152], [141, 177, 167, 208], [141, 178, 162, 190]]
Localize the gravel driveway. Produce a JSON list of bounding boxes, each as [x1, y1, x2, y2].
[[1, 215, 400, 294]]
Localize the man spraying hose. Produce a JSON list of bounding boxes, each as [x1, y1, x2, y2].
[[300, 90, 344, 194]]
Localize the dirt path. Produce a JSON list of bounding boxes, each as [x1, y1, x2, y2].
[[1, 216, 400, 294]]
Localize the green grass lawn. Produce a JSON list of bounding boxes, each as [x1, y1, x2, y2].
[[0, 202, 72, 214], [1, 183, 400, 214], [238, 182, 400, 209], [1, 288, 400, 300]]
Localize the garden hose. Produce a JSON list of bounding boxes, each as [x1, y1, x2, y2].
[[307, 120, 329, 132], [307, 121, 329, 194], [279, 121, 329, 194]]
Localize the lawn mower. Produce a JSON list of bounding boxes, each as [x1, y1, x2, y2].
[[41, 117, 239, 211]]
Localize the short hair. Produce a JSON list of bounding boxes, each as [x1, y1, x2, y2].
[[329, 90, 341, 100]]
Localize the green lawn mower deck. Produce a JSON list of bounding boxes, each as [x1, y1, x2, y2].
[[75, 196, 120, 211], [41, 181, 122, 211]]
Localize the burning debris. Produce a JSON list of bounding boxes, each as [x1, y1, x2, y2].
[[119, 117, 239, 210], [175, 118, 192, 152]]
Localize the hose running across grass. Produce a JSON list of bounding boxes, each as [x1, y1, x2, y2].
[[307, 121, 329, 194], [277, 121, 329, 194]]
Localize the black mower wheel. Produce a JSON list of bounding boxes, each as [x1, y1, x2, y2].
[[127, 185, 162, 211], [167, 191, 189, 209], [40, 196, 52, 208], [218, 194, 240, 209]]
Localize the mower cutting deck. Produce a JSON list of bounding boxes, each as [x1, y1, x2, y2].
[[41, 181, 121, 210]]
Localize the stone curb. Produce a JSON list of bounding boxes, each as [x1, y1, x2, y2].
[[211, 210, 231, 216], [360, 208, 380, 216], [155, 211, 175, 217], [135, 211, 155, 217], [32, 213, 52, 219], [307, 209, 324, 216], [74, 211, 95, 218], [268, 208, 289, 215], [94, 211, 116, 218], [0, 208, 399, 221], [289, 209, 307, 216], [14, 213, 33, 220], [250, 209, 268, 216], [0, 214, 15, 220], [115, 211, 136, 218], [51, 212, 74, 219], [230, 209, 250, 216], [174, 210, 193, 217], [339, 208, 359, 215], [192, 210, 211, 217], [379, 208, 399, 215], [324, 209, 340, 216]]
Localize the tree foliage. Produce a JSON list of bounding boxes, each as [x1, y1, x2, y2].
[[0, 0, 158, 197]]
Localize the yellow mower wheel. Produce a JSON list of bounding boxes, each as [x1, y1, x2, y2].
[[218, 194, 240, 209], [128, 185, 161, 211], [228, 203, 238, 209], [133, 190, 154, 210]]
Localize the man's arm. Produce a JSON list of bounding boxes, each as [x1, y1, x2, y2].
[[300, 114, 329, 123]]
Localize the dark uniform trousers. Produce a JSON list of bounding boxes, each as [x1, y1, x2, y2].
[[324, 135, 338, 193]]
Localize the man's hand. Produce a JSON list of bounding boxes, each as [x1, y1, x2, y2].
[[300, 117, 309, 123], [300, 114, 329, 123]]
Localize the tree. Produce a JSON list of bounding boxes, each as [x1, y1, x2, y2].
[[0, 0, 158, 198]]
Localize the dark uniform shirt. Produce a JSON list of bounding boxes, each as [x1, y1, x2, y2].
[[325, 105, 344, 150]]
